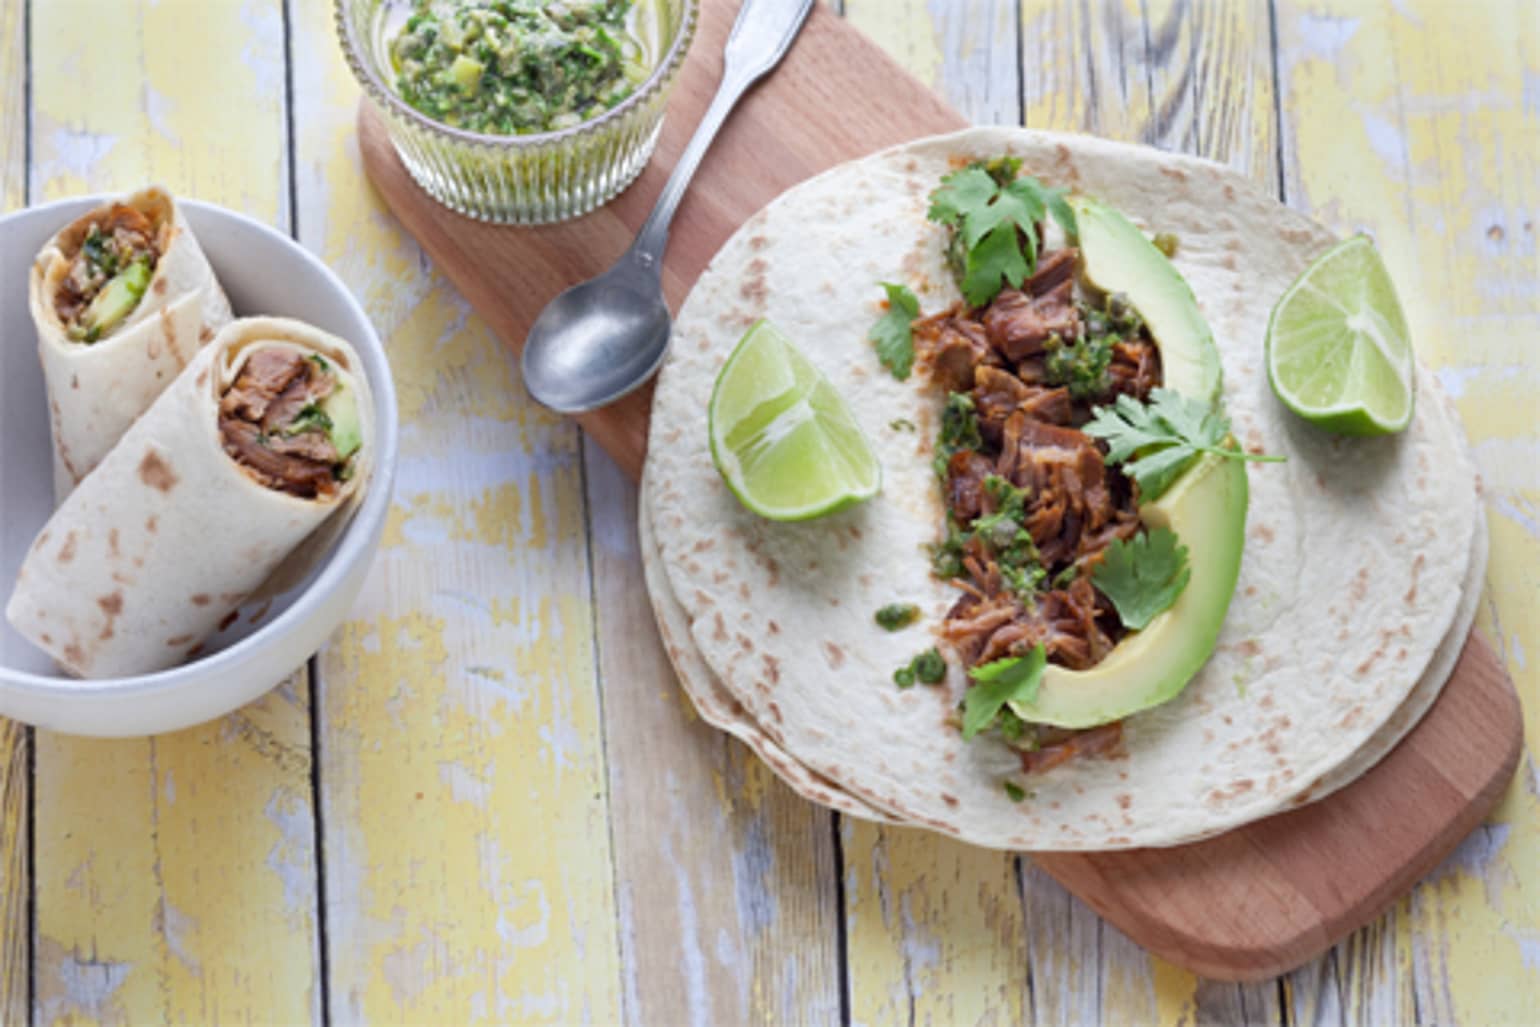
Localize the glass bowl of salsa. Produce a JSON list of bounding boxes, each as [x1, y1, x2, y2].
[[337, 0, 698, 223]]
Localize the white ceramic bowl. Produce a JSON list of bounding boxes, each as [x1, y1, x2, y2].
[[0, 198, 398, 736]]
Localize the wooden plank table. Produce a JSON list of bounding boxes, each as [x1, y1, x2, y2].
[[0, 0, 1534, 1022]]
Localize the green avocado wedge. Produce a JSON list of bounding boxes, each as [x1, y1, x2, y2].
[[1007, 449, 1248, 729], [321, 383, 363, 460], [1072, 197, 1223, 408]]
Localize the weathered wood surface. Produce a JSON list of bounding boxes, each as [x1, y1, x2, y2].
[[0, 0, 1534, 1023]]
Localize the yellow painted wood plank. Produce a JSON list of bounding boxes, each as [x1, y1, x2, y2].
[[28, 3, 320, 1024], [1276, 2, 1540, 1022], [585, 449, 842, 1024], [1, 8, 29, 1025], [287, 4, 624, 1020]]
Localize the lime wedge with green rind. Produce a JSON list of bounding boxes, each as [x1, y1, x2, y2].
[[709, 320, 882, 521], [1266, 235, 1415, 436]]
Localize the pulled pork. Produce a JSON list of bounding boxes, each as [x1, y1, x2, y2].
[[915, 244, 1164, 771], [219, 349, 342, 499], [54, 204, 161, 328]]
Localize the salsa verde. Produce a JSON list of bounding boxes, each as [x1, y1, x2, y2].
[[390, 0, 652, 135]]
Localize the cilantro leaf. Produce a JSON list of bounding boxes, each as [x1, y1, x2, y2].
[[962, 644, 1048, 740], [963, 223, 1032, 306], [869, 282, 921, 379], [1092, 528, 1191, 630], [1084, 388, 1284, 501], [927, 166, 998, 226]]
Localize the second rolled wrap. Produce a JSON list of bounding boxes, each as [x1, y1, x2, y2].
[[4, 317, 375, 679]]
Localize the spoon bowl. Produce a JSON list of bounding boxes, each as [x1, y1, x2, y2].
[[522, 258, 672, 413]]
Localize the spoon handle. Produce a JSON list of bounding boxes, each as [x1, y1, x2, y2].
[[631, 0, 817, 268]]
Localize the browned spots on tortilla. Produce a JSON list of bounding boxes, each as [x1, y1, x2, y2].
[[767, 700, 783, 724], [196, 367, 209, 387], [70, 374, 79, 390], [1158, 165, 1188, 182], [736, 633, 753, 653], [152, 275, 168, 296], [694, 590, 713, 608], [247, 600, 273, 624], [187, 643, 206, 659], [941, 794, 959, 808], [748, 234, 768, 251], [63, 643, 86, 668], [138, 450, 179, 492], [1340, 704, 1365, 729], [1405, 553, 1425, 603], [1223, 184, 1236, 201], [107, 528, 121, 558], [763, 654, 781, 684], [217, 610, 239, 632], [167, 634, 194, 647], [737, 582, 751, 601], [97, 592, 123, 617], [38, 632, 52, 645], [709, 569, 727, 586], [767, 619, 780, 635], [1259, 694, 1275, 710], [1220, 254, 1238, 271], [764, 557, 780, 587], [1207, 779, 1254, 806], [1250, 523, 1275, 545], [148, 338, 162, 359], [1235, 639, 1262, 660], [692, 538, 715, 552], [849, 525, 863, 541], [711, 612, 727, 642], [191, 593, 212, 606], [828, 597, 841, 607], [199, 325, 215, 344], [1116, 794, 1132, 810], [1244, 585, 1258, 598], [159, 307, 184, 366], [1349, 567, 1369, 604], [823, 642, 846, 669], [57, 532, 78, 564], [145, 515, 158, 534]]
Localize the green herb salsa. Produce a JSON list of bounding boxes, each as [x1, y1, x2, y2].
[[389, 0, 657, 135]]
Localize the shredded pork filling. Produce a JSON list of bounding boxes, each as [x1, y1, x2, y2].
[[916, 245, 1163, 768], [53, 204, 161, 328], [219, 349, 343, 499]]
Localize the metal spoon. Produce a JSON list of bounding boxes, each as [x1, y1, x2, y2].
[[521, 0, 816, 414]]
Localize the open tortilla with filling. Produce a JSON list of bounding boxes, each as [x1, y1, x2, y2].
[[639, 469, 1486, 830], [641, 128, 1480, 851], [6, 317, 373, 679], [29, 186, 232, 500]]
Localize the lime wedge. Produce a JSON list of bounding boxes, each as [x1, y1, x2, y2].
[[709, 320, 882, 520], [1266, 235, 1415, 435]]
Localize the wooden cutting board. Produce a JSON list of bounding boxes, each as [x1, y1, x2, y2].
[[357, 0, 1523, 982]]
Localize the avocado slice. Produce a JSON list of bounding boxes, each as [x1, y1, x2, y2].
[[1006, 449, 1248, 729], [1073, 197, 1223, 408], [321, 383, 363, 460], [76, 259, 153, 342]]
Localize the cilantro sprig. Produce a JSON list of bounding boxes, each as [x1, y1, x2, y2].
[[1084, 388, 1284, 501], [1092, 528, 1191, 630], [962, 644, 1048, 740], [927, 161, 1078, 307], [869, 282, 920, 379]]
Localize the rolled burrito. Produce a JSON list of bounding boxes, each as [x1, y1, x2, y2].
[[30, 185, 232, 500], [5, 317, 374, 678]]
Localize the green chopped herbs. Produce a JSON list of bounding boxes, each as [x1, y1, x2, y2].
[[1092, 527, 1192, 630], [870, 282, 921, 379], [929, 476, 1046, 597], [1003, 781, 1027, 802], [390, 0, 651, 135], [961, 644, 1048, 739], [1084, 388, 1285, 501], [889, 417, 916, 432], [933, 392, 982, 478], [927, 160, 1078, 306], [1044, 332, 1115, 400], [1153, 232, 1180, 258], [286, 404, 335, 436], [894, 647, 947, 688], [874, 603, 921, 631]]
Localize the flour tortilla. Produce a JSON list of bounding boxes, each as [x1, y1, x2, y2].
[[640, 469, 1487, 826], [30, 186, 232, 500], [642, 128, 1479, 851], [5, 317, 373, 678]]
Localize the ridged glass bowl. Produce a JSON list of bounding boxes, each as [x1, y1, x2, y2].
[[336, 0, 698, 224]]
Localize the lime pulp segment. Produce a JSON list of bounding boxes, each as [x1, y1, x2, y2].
[[1266, 235, 1415, 435], [709, 321, 882, 521]]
